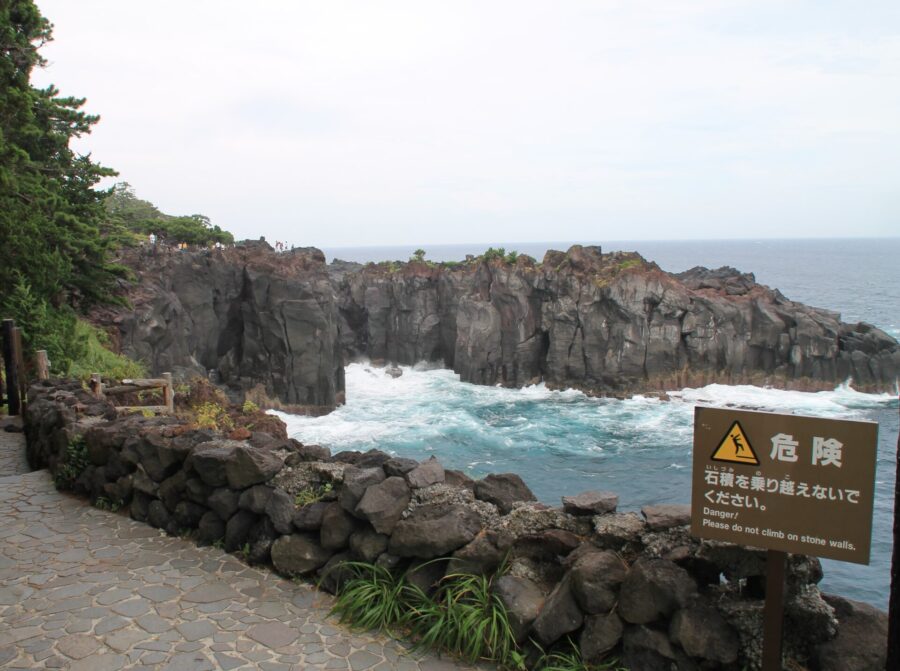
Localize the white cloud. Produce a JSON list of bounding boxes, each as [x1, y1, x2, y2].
[[33, 0, 900, 245]]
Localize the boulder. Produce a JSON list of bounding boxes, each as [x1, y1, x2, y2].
[[562, 491, 619, 516], [493, 575, 545, 643], [618, 558, 698, 624], [570, 550, 627, 614], [389, 504, 483, 558], [132, 465, 159, 497], [158, 470, 187, 512], [406, 559, 446, 596], [147, 499, 172, 531], [383, 457, 419, 477], [405, 456, 445, 489], [348, 528, 389, 563], [354, 477, 410, 534], [293, 501, 330, 531], [320, 503, 358, 551], [271, 534, 332, 575], [622, 624, 678, 671], [246, 517, 277, 564], [670, 604, 739, 664], [239, 484, 274, 514], [474, 473, 537, 514], [265, 488, 296, 535], [184, 477, 213, 505], [318, 551, 355, 594], [355, 450, 394, 468], [224, 510, 256, 552], [339, 466, 386, 514], [447, 530, 514, 575], [812, 594, 887, 671], [190, 443, 238, 487], [173, 501, 207, 528], [207, 487, 240, 520], [197, 511, 226, 545], [592, 512, 645, 549], [581, 612, 624, 663], [136, 432, 189, 482], [226, 445, 283, 489], [444, 469, 475, 491], [287, 442, 331, 463], [641, 504, 691, 531], [530, 575, 583, 646]]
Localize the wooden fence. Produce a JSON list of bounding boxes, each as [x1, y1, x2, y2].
[[2, 316, 171, 417], [89, 372, 175, 415]]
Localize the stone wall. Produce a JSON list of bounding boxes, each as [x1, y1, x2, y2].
[[23, 381, 887, 671]]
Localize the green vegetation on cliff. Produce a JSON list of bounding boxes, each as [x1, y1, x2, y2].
[[0, 2, 229, 377]]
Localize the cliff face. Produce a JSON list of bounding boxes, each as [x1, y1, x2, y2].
[[96, 242, 344, 412], [100, 242, 899, 411], [335, 245, 900, 395]]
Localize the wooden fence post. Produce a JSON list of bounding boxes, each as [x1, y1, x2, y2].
[[13, 327, 26, 409], [162, 372, 174, 414], [35, 350, 49, 381], [2, 319, 20, 415], [89, 373, 103, 399]]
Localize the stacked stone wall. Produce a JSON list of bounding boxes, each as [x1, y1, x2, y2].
[[23, 380, 887, 671]]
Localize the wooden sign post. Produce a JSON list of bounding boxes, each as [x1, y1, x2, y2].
[[692, 407, 879, 670]]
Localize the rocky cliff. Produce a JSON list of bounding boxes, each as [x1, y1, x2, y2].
[[335, 245, 900, 396], [99, 242, 899, 410], [94, 241, 344, 412]]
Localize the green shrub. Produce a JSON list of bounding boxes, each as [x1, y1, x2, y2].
[[535, 639, 627, 671], [54, 438, 89, 490], [67, 320, 146, 381], [242, 399, 260, 414], [294, 482, 333, 506], [194, 402, 234, 431]]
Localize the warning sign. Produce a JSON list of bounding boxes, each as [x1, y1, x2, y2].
[[691, 407, 878, 564], [711, 421, 759, 465]]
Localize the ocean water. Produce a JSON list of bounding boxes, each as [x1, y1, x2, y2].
[[285, 238, 899, 608]]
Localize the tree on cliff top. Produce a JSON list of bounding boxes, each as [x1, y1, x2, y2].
[[0, 0, 127, 372], [105, 182, 234, 247], [0, 0, 125, 309]]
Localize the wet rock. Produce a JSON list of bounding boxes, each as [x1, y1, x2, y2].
[[271, 534, 332, 575], [474, 473, 537, 514], [618, 558, 698, 624], [642, 504, 691, 531], [570, 550, 627, 614], [494, 575, 545, 643], [562, 491, 619, 516], [389, 504, 483, 558], [355, 477, 410, 534]]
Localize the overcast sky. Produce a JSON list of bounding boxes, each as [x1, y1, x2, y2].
[[33, 0, 900, 247]]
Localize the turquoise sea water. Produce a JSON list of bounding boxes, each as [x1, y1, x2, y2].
[[284, 238, 899, 608]]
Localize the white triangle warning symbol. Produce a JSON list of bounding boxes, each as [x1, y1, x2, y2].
[[711, 421, 760, 465]]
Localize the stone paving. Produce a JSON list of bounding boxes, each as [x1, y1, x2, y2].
[[0, 423, 486, 670]]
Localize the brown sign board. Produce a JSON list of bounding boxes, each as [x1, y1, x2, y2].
[[691, 406, 878, 564]]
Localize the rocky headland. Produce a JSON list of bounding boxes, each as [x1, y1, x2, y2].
[[98, 242, 900, 410]]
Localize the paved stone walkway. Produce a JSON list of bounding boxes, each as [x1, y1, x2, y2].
[[0, 423, 484, 670]]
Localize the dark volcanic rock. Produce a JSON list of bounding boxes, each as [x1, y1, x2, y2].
[[581, 612, 624, 663], [389, 504, 482, 558], [339, 466, 386, 514], [348, 528, 389, 563], [226, 445, 283, 489], [473, 473, 536, 514], [405, 457, 445, 489], [669, 604, 739, 664], [570, 550, 627, 614], [105, 244, 344, 410], [239, 484, 274, 514], [562, 491, 618, 516], [355, 476, 410, 534], [271, 534, 331, 575], [225, 510, 256, 552], [618, 558, 698, 624], [207, 487, 240, 520], [530, 575, 583, 647], [293, 501, 329, 531], [265, 488, 296, 535], [493, 575, 545, 643], [641, 503, 691, 530], [812, 594, 887, 671], [320, 503, 358, 551]]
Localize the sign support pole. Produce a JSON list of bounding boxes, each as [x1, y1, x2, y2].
[[761, 549, 786, 671], [887, 398, 899, 670]]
